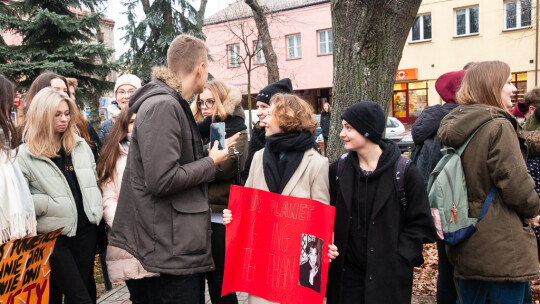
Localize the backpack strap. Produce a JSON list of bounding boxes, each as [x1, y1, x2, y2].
[[336, 153, 348, 180], [395, 157, 410, 211], [478, 184, 497, 221], [456, 118, 506, 156]]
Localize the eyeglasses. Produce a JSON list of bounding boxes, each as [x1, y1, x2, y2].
[[117, 90, 135, 97], [197, 99, 215, 109]]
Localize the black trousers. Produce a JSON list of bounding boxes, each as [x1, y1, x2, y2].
[[160, 273, 203, 304], [49, 224, 97, 304], [205, 222, 238, 304], [341, 268, 365, 304], [436, 240, 457, 304], [125, 277, 162, 304]]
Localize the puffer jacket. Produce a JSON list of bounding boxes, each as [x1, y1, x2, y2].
[[109, 66, 215, 275], [17, 136, 103, 237], [411, 103, 458, 188], [438, 104, 540, 282], [101, 143, 158, 282]]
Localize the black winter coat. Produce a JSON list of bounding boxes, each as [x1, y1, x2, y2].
[[327, 140, 436, 304], [320, 111, 331, 137], [242, 122, 266, 181], [410, 103, 458, 188]]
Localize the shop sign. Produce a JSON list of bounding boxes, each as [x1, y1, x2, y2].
[[13, 96, 20, 106], [232, 83, 248, 94], [396, 68, 418, 81]]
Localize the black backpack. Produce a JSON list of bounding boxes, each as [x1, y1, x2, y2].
[[336, 153, 410, 211]]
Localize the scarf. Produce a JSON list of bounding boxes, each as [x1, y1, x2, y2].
[[263, 131, 315, 194], [0, 129, 37, 242], [197, 115, 247, 139]]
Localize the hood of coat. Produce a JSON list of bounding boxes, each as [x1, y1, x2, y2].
[[351, 139, 402, 180], [129, 66, 183, 113], [223, 85, 244, 118], [438, 105, 518, 148], [412, 103, 458, 145], [524, 130, 540, 156]]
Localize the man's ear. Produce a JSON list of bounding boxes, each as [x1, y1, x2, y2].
[[530, 105, 536, 114], [197, 61, 205, 78]]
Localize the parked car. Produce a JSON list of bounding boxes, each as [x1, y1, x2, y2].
[[385, 116, 406, 138]]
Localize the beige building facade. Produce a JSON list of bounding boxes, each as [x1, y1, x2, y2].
[[396, 0, 537, 123]]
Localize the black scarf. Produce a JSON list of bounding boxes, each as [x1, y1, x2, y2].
[[197, 115, 247, 139], [263, 131, 315, 194]]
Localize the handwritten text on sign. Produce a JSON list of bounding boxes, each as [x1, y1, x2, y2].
[[222, 186, 335, 304], [0, 229, 62, 304]]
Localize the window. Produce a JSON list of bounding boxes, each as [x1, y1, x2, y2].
[[228, 44, 240, 68], [455, 6, 479, 36], [287, 34, 302, 59], [411, 14, 432, 42], [318, 29, 332, 55], [512, 72, 527, 105], [392, 81, 428, 123], [253, 40, 265, 64], [505, 0, 532, 30]]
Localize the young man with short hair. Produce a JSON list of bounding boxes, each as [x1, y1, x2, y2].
[[327, 101, 436, 304], [109, 34, 238, 303]]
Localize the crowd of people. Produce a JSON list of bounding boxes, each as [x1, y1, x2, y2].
[[1, 33, 540, 304]]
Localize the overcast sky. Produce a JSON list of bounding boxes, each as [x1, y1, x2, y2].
[[104, 0, 234, 57]]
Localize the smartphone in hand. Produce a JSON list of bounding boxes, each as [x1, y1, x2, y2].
[[210, 122, 225, 150]]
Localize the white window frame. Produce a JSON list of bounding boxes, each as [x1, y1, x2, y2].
[[286, 34, 302, 59], [504, 0, 532, 30], [318, 29, 332, 55], [455, 6, 479, 37], [411, 14, 432, 42], [253, 40, 265, 64], [228, 44, 240, 68]]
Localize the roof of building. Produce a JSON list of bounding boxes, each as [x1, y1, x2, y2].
[[204, 0, 329, 25]]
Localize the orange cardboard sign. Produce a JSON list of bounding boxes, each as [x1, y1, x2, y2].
[[0, 229, 62, 304], [396, 68, 418, 81]]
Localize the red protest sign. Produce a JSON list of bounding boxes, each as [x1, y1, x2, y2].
[[223, 185, 335, 304], [0, 229, 62, 304]]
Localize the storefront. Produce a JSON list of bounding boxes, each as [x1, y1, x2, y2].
[[511, 72, 527, 105], [392, 68, 428, 124]]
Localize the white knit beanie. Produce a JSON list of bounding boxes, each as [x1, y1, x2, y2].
[[114, 74, 142, 97]]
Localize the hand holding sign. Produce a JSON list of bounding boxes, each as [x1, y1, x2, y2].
[[222, 186, 336, 304]]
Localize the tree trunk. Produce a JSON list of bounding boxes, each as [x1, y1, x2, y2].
[[245, 0, 279, 84], [196, 0, 208, 32], [327, 0, 421, 162]]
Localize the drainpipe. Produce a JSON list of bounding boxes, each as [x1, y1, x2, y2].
[[534, 0, 539, 87]]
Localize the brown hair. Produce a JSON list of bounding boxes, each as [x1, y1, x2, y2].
[[66, 78, 78, 88], [97, 107, 135, 186], [24, 72, 92, 147], [192, 80, 229, 122], [270, 94, 317, 134], [525, 88, 540, 108], [456, 61, 511, 110], [0, 74, 18, 156], [167, 34, 209, 76]]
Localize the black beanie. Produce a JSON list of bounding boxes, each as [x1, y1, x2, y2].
[[256, 78, 293, 104], [341, 101, 386, 145]]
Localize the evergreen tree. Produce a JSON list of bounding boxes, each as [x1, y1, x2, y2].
[[0, 0, 117, 124], [120, 0, 204, 82]]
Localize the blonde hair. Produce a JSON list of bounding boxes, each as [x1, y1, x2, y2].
[[270, 94, 317, 134], [456, 61, 511, 110], [167, 34, 209, 76], [23, 87, 80, 157], [192, 80, 230, 122]]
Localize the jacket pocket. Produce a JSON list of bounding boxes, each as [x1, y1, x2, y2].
[[170, 199, 210, 255]]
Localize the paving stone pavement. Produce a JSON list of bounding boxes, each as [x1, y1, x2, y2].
[[97, 283, 435, 304]]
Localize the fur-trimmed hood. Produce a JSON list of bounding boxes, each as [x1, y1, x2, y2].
[[151, 66, 183, 93], [525, 131, 540, 156], [190, 82, 245, 121], [129, 66, 184, 113]]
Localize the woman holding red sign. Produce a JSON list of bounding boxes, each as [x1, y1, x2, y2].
[[223, 93, 338, 304]]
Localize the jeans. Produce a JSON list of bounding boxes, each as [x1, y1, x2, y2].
[[205, 222, 238, 304], [437, 240, 457, 304], [160, 273, 203, 304], [459, 280, 527, 304], [125, 277, 162, 304], [49, 224, 97, 304]]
